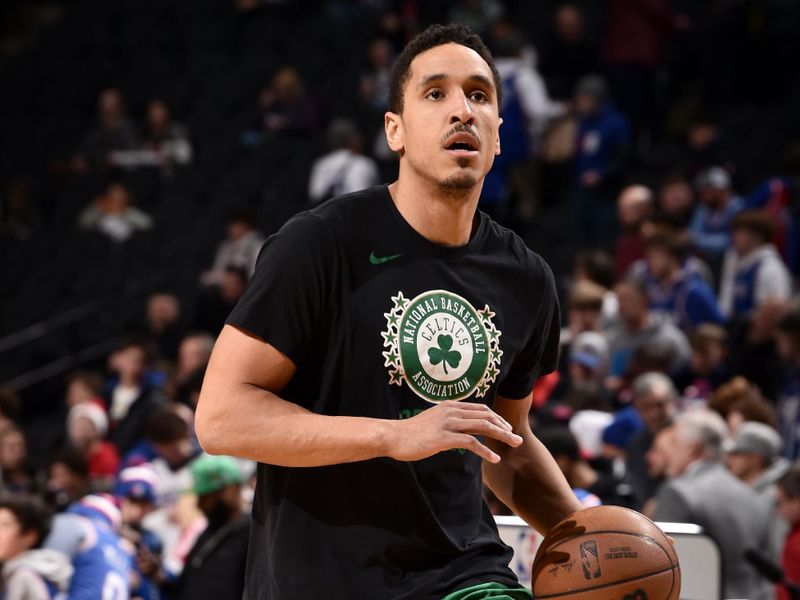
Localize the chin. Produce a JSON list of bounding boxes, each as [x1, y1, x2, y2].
[[438, 167, 480, 192]]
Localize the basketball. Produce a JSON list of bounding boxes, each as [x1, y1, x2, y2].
[[531, 506, 680, 599]]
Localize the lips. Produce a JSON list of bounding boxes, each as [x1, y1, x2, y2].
[[443, 131, 480, 154]]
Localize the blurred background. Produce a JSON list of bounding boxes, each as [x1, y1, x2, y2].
[[0, 0, 800, 598]]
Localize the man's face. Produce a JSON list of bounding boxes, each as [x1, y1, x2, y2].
[[0, 509, 36, 562], [615, 284, 647, 324], [659, 182, 693, 217], [777, 487, 800, 525], [732, 228, 759, 256], [120, 497, 154, 527], [645, 247, 673, 281], [385, 43, 501, 194], [724, 451, 762, 482], [634, 389, 674, 434], [662, 426, 700, 478]]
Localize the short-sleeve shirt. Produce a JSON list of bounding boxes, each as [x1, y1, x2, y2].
[[227, 185, 561, 600]]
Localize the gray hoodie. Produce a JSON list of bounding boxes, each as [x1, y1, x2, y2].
[[2, 549, 73, 600]]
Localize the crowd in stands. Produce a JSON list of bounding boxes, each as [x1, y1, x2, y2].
[[1, 0, 800, 598]]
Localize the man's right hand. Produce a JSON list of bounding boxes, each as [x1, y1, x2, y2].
[[385, 400, 523, 463]]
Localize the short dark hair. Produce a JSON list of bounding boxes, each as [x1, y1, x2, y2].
[[536, 427, 580, 462], [50, 447, 90, 479], [146, 408, 187, 444], [778, 464, 800, 498], [731, 210, 775, 243], [388, 23, 502, 114], [575, 251, 615, 289], [0, 496, 52, 549], [645, 231, 690, 263]]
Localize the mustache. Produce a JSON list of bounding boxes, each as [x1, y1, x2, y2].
[[441, 123, 480, 145]]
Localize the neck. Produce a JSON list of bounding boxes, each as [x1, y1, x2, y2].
[[388, 170, 481, 247]]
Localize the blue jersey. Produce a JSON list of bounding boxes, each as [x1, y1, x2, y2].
[[69, 516, 131, 600], [731, 256, 763, 316], [645, 268, 724, 331]]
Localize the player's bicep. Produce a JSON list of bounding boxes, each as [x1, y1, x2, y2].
[[203, 324, 296, 394]]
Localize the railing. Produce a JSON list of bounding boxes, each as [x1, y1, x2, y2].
[[0, 276, 164, 391]]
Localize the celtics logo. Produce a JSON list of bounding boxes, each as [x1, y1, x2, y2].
[[382, 290, 503, 403]]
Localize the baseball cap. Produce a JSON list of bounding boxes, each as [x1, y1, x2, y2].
[[570, 332, 610, 372], [191, 455, 242, 496], [723, 421, 782, 461], [695, 166, 731, 190], [114, 465, 158, 504]]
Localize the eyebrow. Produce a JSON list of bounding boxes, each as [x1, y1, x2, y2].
[[417, 73, 495, 93]]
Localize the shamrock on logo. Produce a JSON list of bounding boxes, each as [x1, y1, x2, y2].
[[428, 334, 462, 374]]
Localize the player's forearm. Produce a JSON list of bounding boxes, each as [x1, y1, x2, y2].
[[196, 384, 393, 467], [484, 430, 582, 535]]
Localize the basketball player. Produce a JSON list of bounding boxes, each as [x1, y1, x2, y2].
[[197, 24, 582, 600]]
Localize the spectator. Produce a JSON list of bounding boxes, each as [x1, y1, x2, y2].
[[77, 181, 153, 243], [652, 409, 771, 600], [358, 38, 395, 110], [643, 231, 724, 332], [484, 26, 564, 220], [571, 74, 632, 248], [308, 119, 379, 204], [45, 448, 89, 512], [615, 185, 654, 279], [605, 279, 689, 380], [114, 466, 163, 600], [200, 210, 264, 284], [568, 331, 610, 388], [141, 292, 185, 362], [776, 465, 800, 600], [537, 426, 621, 508], [719, 210, 792, 320], [776, 307, 800, 460], [73, 87, 137, 172], [724, 421, 790, 564], [246, 67, 320, 143], [0, 497, 72, 599], [729, 298, 790, 402], [573, 251, 618, 325], [45, 495, 132, 600], [708, 377, 778, 434], [539, 4, 597, 101], [106, 339, 165, 456], [625, 372, 677, 509], [566, 280, 606, 341], [657, 172, 695, 229], [688, 166, 744, 264], [66, 403, 119, 486], [166, 456, 248, 600], [673, 324, 730, 401], [138, 99, 193, 170], [65, 371, 105, 409], [0, 428, 36, 495], [172, 333, 214, 407], [195, 267, 248, 335]]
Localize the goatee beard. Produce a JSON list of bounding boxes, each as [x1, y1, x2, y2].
[[438, 171, 478, 193]]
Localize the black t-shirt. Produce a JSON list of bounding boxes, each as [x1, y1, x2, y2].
[[227, 185, 561, 600]]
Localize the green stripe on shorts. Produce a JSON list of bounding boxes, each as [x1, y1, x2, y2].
[[442, 582, 534, 600]]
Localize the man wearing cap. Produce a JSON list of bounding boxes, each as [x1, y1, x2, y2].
[[725, 421, 791, 562], [689, 165, 744, 264], [115, 466, 163, 600], [169, 455, 248, 600]]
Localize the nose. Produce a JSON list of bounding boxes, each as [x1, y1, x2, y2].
[[448, 91, 475, 125]]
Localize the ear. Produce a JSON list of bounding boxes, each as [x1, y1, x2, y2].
[[495, 117, 503, 156], [384, 112, 404, 153]]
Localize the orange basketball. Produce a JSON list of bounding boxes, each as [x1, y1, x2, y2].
[[531, 506, 680, 599]]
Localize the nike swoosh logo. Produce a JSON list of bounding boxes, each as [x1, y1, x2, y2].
[[369, 252, 403, 265]]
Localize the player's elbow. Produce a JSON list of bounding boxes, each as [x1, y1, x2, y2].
[[195, 388, 229, 455]]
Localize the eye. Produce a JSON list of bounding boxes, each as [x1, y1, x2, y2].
[[469, 90, 488, 103], [425, 89, 444, 100]]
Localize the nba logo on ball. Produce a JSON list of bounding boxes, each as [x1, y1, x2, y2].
[[579, 540, 601, 579]]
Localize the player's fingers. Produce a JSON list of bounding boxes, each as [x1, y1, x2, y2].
[[452, 418, 523, 447], [451, 403, 513, 431], [451, 434, 501, 463]]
